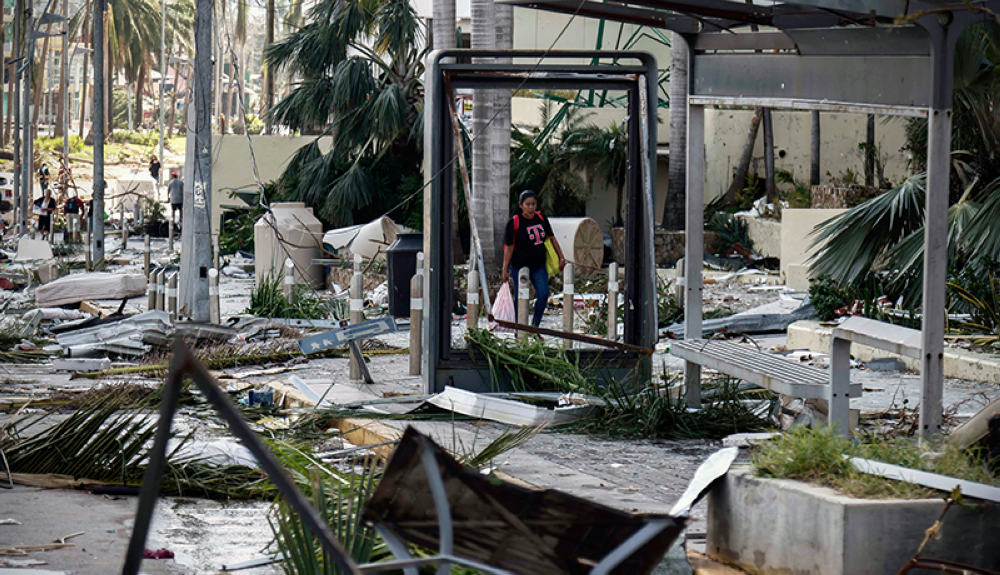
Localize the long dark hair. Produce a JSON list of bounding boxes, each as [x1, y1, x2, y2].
[[512, 190, 537, 218]]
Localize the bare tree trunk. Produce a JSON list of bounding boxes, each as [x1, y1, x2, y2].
[[471, 0, 496, 268], [865, 114, 875, 187], [722, 108, 763, 204], [490, 3, 511, 265], [105, 11, 111, 135], [134, 63, 145, 129], [33, 23, 53, 139], [167, 63, 180, 137], [0, 17, 6, 148], [663, 31, 688, 230], [810, 110, 820, 186], [55, 0, 67, 138], [762, 108, 776, 203], [262, 0, 274, 132]]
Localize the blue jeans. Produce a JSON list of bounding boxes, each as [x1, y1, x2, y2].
[[510, 265, 549, 327]]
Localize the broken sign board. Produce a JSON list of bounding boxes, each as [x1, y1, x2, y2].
[[298, 317, 397, 354], [426, 386, 595, 426]]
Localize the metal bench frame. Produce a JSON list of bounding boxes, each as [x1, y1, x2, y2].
[[670, 339, 859, 436]]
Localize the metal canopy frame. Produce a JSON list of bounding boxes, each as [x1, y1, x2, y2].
[[422, 50, 658, 394], [506, 0, 1000, 438]]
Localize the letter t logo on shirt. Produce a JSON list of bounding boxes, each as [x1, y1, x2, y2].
[[526, 224, 546, 245]]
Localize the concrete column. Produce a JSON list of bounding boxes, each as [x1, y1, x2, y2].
[[829, 337, 852, 437], [84, 229, 92, 270], [684, 103, 705, 408], [209, 268, 220, 325], [213, 233, 221, 272], [350, 255, 363, 381], [607, 262, 619, 341], [409, 267, 423, 376], [517, 267, 529, 340]]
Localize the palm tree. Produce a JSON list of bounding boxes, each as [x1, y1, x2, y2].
[[663, 31, 687, 230], [809, 22, 1000, 307], [265, 0, 425, 227]]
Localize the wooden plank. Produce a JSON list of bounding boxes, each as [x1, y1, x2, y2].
[[488, 316, 654, 355]]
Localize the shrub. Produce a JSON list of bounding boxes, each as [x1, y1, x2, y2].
[[808, 276, 854, 322]]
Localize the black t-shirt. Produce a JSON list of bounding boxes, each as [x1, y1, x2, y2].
[[503, 212, 554, 271], [150, 160, 161, 179]]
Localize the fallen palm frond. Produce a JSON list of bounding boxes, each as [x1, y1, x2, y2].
[[570, 375, 776, 440], [2, 385, 274, 499], [465, 328, 591, 393], [460, 425, 543, 469], [0, 350, 55, 363], [268, 443, 387, 575], [73, 348, 353, 380]]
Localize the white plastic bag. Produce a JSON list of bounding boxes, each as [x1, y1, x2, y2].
[[489, 283, 516, 333]]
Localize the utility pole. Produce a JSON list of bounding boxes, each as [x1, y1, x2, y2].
[[20, 0, 33, 235], [158, 0, 165, 203], [179, 0, 212, 322], [12, 0, 21, 234], [60, 0, 68, 157], [92, 0, 105, 264]]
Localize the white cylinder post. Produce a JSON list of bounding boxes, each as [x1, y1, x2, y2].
[[563, 262, 574, 349], [517, 267, 530, 340], [167, 272, 178, 322], [283, 258, 295, 305], [147, 267, 159, 310], [84, 229, 92, 270], [119, 202, 126, 251], [143, 234, 151, 277], [409, 259, 423, 376], [607, 262, 619, 341], [209, 268, 220, 325], [467, 267, 479, 329], [156, 269, 167, 311], [350, 254, 364, 381]]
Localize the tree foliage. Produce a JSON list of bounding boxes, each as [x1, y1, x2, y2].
[[264, 0, 425, 228]]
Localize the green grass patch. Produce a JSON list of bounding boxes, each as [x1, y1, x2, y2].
[[752, 426, 999, 499], [246, 271, 332, 320]]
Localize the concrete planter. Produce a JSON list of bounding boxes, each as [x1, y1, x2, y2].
[[708, 465, 1000, 575]]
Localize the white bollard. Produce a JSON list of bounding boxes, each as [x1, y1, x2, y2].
[[143, 234, 151, 277], [517, 267, 530, 340], [350, 254, 364, 381], [409, 264, 423, 376], [156, 269, 167, 311], [84, 229, 92, 270], [209, 268, 221, 325], [147, 267, 158, 311], [283, 258, 295, 305], [466, 267, 479, 329], [608, 262, 619, 341], [563, 263, 574, 349], [167, 272, 178, 322]]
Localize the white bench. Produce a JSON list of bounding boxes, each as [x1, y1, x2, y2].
[[670, 339, 861, 436]]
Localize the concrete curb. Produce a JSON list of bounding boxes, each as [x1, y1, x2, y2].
[[707, 465, 1000, 575], [787, 320, 1000, 384]]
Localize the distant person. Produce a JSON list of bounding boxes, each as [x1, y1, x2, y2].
[[64, 191, 82, 242], [33, 189, 56, 241], [500, 190, 566, 328], [38, 163, 50, 193], [149, 156, 161, 183], [168, 173, 183, 224]]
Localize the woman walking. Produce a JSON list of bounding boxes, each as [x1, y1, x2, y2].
[[501, 190, 566, 328]]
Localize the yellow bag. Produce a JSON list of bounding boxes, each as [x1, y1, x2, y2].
[[544, 238, 560, 275]]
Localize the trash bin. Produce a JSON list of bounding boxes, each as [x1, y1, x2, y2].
[[387, 233, 422, 317]]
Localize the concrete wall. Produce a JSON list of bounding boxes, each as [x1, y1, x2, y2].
[[780, 208, 846, 284], [210, 135, 334, 234]]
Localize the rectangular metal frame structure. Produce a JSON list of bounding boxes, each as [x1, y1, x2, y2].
[[423, 50, 658, 394]]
